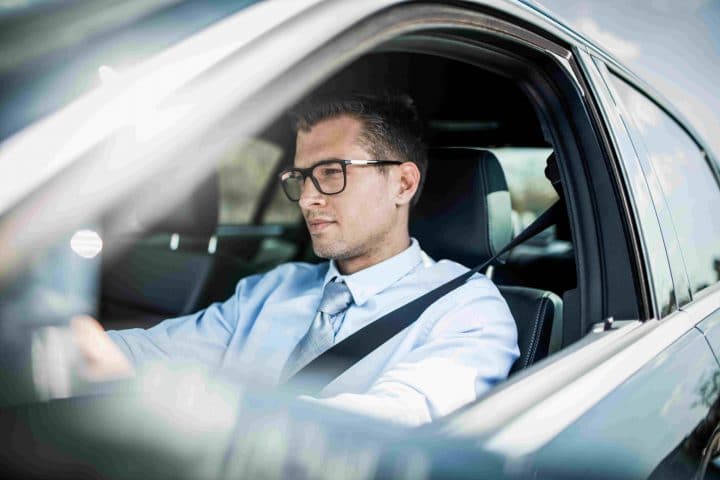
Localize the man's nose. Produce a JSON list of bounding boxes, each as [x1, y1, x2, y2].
[[298, 177, 325, 208]]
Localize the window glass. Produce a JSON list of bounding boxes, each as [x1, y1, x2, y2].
[[217, 139, 283, 224], [263, 186, 303, 224], [488, 147, 558, 235], [610, 76, 720, 295]]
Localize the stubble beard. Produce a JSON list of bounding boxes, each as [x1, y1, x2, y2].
[[312, 229, 385, 263], [312, 237, 359, 261]]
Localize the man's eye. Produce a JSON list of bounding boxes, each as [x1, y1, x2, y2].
[[319, 168, 342, 176]]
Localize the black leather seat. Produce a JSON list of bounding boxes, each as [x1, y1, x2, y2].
[[411, 148, 562, 373], [499, 286, 562, 373]]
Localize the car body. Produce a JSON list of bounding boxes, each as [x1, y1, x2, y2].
[[0, 1, 719, 478]]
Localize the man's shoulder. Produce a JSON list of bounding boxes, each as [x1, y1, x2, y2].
[[422, 258, 494, 285], [418, 258, 504, 300], [418, 260, 515, 331]]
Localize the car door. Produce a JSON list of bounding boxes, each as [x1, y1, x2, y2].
[[599, 56, 720, 478], [422, 40, 720, 480]]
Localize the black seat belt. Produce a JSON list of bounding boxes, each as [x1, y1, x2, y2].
[[286, 201, 563, 394]]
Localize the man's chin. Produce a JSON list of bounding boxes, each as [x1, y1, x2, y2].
[[312, 245, 334, 260], [312, 240, 349, 261]]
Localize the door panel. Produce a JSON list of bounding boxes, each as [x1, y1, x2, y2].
[[697, 304, 720, 358], [530, 328, 720, 479]]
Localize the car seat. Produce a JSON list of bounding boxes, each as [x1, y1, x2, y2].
[[410, 148, 563, 372]]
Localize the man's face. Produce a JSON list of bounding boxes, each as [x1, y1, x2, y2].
[[294, 115, 401, 264]]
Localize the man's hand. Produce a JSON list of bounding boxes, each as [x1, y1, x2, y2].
[[71, 315, 134, 380]]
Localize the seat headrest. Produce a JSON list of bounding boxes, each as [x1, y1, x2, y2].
[[410, 148, 512, 266]]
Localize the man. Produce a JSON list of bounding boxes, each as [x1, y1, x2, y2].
[[74, 92, 519, 426]]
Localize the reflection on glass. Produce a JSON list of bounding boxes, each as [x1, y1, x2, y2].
[[611, 76, 720, 296]]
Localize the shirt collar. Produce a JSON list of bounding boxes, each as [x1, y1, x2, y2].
[[324, 238, 425, 306]]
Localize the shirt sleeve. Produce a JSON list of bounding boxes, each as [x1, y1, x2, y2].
[[306, 288, 519, 426], [107, 272, 262, 371]]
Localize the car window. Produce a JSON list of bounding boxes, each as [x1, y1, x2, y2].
[[217, 138, 302, 225], [609, 74, 720, 296], [262, 182, 303, 224], [488, 147, 558, 235], [217, 138, 283, 225], [0, 0, 264, 142]]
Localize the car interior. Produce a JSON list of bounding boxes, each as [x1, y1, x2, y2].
[[97, 28, 643, 380]]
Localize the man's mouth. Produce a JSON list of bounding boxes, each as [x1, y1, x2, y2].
[[306, 218, 335, 233]]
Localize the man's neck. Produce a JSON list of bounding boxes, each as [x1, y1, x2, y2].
[[336, 234, 411, 275]]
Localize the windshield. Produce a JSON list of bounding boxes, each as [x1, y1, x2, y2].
[[0, 0, 264, 142]]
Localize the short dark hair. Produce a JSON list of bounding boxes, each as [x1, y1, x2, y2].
[[289, 91, 427, 206]]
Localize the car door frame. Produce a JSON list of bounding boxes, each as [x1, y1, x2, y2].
[[0, 0, 643, 395]]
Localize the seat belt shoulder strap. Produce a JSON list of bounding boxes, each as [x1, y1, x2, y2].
[[287, 201, 562, 394]]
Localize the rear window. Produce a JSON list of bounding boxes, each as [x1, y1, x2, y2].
[[487, 147, 558, 235], [217, 139, 284, 225]]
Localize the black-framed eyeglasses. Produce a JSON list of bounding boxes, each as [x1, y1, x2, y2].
[[278, 159, 403, 202]]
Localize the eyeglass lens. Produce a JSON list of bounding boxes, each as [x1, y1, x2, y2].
[[281, 161, 345, 200]]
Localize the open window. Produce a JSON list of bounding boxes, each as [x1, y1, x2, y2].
[[0, 3, 679, 476], [97, 4, 644, 379]]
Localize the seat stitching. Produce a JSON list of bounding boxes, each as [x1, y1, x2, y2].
[[525, 297, 549, 368], [523, 300, 542, 368]]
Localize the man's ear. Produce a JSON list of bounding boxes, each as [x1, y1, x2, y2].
[[395, 162, 421, 206]]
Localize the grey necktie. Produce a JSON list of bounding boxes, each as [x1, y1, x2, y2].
[[280, 279, 353, 382]]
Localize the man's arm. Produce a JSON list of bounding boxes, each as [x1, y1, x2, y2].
[[71, 297, 239, 379], [306, 294, 519, 426], [106, 294, 239, 371], [72, 271, 267, 378], [72, 315, 135, 380]]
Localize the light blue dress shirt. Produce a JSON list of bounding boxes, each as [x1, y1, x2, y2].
[[108, 239, 519, 426]]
